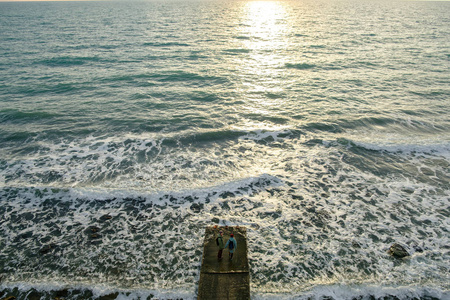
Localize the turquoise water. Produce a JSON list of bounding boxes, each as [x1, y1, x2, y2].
[[0, 0, 449, 299]]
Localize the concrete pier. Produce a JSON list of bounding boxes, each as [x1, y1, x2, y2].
[[197, 226, 250, 300]]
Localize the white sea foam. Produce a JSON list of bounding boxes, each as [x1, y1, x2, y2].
[[1, 130, 448, 299], [253, 284, 449, 300], [348, 139, 450, 159], [0, 281, 194, 300], [2, 281, 448, 300]]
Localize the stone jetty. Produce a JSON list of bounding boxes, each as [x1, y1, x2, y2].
[[197, 226, 250, 300]]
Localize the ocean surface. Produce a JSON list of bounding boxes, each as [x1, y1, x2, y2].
[[0, 0, 449, 299]]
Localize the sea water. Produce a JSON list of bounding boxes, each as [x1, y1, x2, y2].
[[0, 0, 449, 299]]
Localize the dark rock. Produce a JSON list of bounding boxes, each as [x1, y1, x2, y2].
[[1, 296, 16, 300], [352, 241, 361, 248], [100, 214, 112, 221], [292, 194, 303, 200], [27, 290, 41, 300], [55, 289, 69, 297], [39, 243, 57, 255], [90, 226, 100, 233], [388, 243, 409, 258], [413, 245, 424, 253], [98, 292, 119, 300]]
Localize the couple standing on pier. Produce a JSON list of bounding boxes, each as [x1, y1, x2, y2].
[[216, 230, 237, 260]]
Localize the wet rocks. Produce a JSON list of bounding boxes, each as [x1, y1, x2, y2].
[[55, 289, 69, 298], [352, 241, 361, 248], [388, 243, 409, 258], [98, 292, 119, 300], [100, 214, 112, 221], [86, 225, 103, 244], [90, 233, 101, 239], [39, 243, 57, 255], [413, 245, 424, 253], [89, 226, 100, 233]]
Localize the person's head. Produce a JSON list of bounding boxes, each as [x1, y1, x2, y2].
[[219, 230, 223, 236], [230, 233, 234, 238]]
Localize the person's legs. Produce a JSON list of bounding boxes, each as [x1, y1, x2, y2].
[[218, 249, 223, 259]]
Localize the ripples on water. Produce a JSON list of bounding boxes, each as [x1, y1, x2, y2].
[[0, 0, 449, 299]]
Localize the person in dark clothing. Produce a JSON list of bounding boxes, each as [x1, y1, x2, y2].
[[216, 230, 225, 259]]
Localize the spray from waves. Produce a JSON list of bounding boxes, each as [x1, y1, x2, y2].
[[0, 283, 191, 300], [0, 129, 295, 191], [0, 174, 282, 299], [338, 138, 450, 159], [1, 129, 449, 299], [0, 284, 446, 300], [254, 285, 447, 300], [6, 124, 445, 192]]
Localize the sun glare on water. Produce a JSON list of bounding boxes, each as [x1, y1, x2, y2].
[[242, 1, 289, 47], [237, 0, 290, 79], [232, 1, 292, 131]]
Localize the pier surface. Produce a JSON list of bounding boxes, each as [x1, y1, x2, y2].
[[197, 226, 250, 300]]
